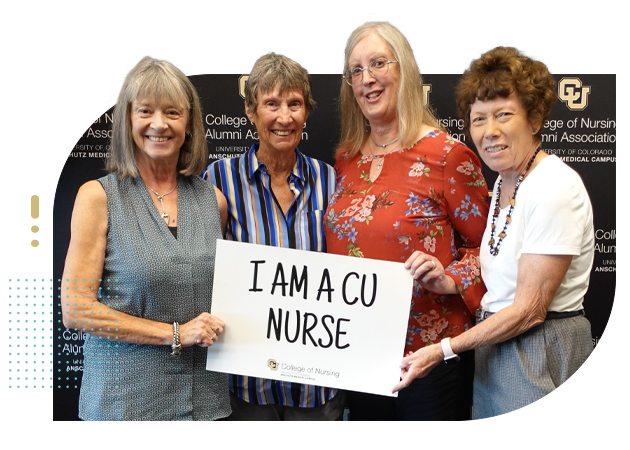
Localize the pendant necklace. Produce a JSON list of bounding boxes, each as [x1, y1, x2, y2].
[[146, 184, 177, 225], [369, 135, 400, 170]]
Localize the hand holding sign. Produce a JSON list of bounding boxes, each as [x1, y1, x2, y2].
[[404, 250, 457, 294], [180, 313, 224, 348], [392, 344, 443, 393]]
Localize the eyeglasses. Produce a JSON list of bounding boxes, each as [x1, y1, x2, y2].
[[343, 58, 399, 86]]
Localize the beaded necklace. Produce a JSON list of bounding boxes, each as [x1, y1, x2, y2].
[[488, 148, 541, 256]]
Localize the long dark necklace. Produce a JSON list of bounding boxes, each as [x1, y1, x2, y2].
[[488, 148, 541, 256]]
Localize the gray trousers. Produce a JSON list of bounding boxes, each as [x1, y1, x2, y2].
[[473, 315, 592, 419]]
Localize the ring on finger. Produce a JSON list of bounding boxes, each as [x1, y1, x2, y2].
[[431, 260, 436, 270], [215, 326, 220, 332], [212, 334, 218, 341]]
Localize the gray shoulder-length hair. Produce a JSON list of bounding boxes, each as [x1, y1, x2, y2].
[[337, 21, 443, 157], [244, 52, 316, 116], [107, 56, 207, 178]]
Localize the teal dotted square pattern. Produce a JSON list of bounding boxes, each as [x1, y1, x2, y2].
[[7, 278, 54, 389]]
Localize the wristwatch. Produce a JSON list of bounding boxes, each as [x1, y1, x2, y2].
[[440, 337, 460, 364], [171, 322, 182, 356]]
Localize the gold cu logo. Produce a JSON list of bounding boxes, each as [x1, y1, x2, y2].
[[558, 77, 591, 111], [267, 359, 278, 371], [423, 84, 432, 106], [239, 75, 249, 99], [77, 74, 110, 105]]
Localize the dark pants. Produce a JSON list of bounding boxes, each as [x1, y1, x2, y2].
[[346, 350, 474, 421], [227, 390, 345, 421]]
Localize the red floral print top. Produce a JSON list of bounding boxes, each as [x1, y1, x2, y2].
[[325, 131, 490, 354]]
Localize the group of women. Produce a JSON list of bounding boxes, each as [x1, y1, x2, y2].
[[61, 21, 595, 421]]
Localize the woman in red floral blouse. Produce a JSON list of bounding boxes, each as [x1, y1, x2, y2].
[[325, 21, 490, 420]]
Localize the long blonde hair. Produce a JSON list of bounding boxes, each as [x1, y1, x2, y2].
[[337, 22, 442, 157]]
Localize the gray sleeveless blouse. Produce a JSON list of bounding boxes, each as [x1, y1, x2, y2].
[[78, 173, 230, 420]]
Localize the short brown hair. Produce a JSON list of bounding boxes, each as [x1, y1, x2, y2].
[[108, 56, 208, 178], [455, 46, 557, 142], [244, 53, 315, 115]]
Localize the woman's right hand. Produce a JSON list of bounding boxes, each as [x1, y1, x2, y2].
[[404, 250, 457, 294], [392, 344, 444, 393], [180, 313, 225, 347]]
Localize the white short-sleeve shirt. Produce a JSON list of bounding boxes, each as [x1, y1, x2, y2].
[[479, 155, 594, 313]]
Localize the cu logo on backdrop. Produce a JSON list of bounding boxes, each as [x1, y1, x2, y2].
[[559, 77, 591, 111], [267, 359, 279, 371], [239, 76, 591, 112], [239, 75, 249, 99], [77, 74, 110, 106]]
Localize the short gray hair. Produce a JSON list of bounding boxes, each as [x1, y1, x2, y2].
[[244, 53, 315, 115]]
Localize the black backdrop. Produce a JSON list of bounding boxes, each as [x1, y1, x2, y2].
[[53, 74, 615, 420]]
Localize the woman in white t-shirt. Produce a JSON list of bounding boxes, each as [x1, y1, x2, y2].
[[392, 46, 594, 419]]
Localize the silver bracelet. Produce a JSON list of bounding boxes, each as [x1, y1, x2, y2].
[[171, 322, 182, 356]]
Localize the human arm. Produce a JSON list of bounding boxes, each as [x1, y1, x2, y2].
[[395, 158, 591, 392], [214, 185, 228, 237], [60, 180, 224, 347], [394, 252, 571, 392], [404, 141, 489, 304], [203, 164, 229, 238]]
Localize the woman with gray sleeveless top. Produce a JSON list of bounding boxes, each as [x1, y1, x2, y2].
[[61, 56, 231, 420]]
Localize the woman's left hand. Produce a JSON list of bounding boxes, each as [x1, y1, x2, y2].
[[404, 251, 457, 294], [392, 345, 443, 393]]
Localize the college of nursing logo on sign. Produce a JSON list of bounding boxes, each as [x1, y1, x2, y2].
[[77, 74, 110, 106], [559, 77, 591, 111], [239, 75, 249, 99], [267, 359, 279, 371]]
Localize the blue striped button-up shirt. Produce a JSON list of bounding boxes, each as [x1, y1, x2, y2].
[[204, 144, 337, 407]]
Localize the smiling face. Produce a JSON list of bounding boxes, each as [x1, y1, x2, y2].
[[131, 96, 189, 166], [347, 32, 400, 128], [469, 92, 541, 179], [247, 85, 308, 157]]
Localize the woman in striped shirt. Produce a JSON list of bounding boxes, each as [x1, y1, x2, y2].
[[205, 52, 342, 420]]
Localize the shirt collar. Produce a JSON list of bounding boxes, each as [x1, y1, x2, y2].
[[245, 144, 309, 184]]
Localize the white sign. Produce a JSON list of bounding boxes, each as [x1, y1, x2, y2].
[[206, 240, 413, 397]]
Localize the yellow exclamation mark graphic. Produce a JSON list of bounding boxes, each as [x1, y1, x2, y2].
[[31, 195, 39, 247]]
